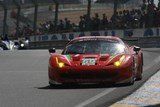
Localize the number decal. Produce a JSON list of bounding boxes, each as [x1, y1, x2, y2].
[[82, 58, 96, 65]]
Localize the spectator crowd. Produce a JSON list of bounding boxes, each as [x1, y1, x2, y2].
[[14, 0, 160, 37]]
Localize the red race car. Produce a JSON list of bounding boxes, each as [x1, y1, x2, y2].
[[48, 36, 143, 86]]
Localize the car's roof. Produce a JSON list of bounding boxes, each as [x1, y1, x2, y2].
[[70, 36, 123, 43]]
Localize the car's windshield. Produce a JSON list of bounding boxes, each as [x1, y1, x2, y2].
[[62, 40, 127, 55]]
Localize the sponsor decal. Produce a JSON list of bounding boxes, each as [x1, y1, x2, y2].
[[69, 33, 74, 40], [112, 30, 115, 36], [124, 29, 133, 37], [156, 28, 159, 36], [79, 32, 85, 37], [65, 55, 71, 61], [42, 35, 48, 41], [90, 31, 100, 36], [51, 35, 58, 40], [104, 31, 108, 36], [143, 28, 154, 36], [30, 28, 160, 42], [61, 34, 67, 40]]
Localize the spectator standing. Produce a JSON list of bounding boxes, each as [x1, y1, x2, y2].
[[64, 18, 68, 31], [111, 12, 118, 29], [141, 0, 148, 27], [117, 11, 123, 29], [94, 13, 101, 30], [79, 16, 85, 31], [156, 0, 160, 27], [140, 11, 146, 28], [122, 10, 127, 28], [141, 0, 148, 14], [58, 20, 64, 32], [64, 18, 72, 32], [147, 0, 156, 27], [49, 21, 54, 33], [101, 14, 108, 30], [158, 0, 160, 10]]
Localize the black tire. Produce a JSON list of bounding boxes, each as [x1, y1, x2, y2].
[[136, 53, 143, 81], [0, 44, 8, 50], [136, 64, 143, 81], [127, 59, 136, 85], [127, 75, 135, 85], [49, 82, 57, 87]]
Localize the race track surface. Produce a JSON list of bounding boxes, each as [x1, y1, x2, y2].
[[0, 49, 160, 107]]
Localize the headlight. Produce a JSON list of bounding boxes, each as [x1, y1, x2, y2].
[[20, 44, 24, 47], [114, 61, 121, 67], [56, 57, 65, 68], [113, 55, 125, 67], [25, 40, 29, 44]]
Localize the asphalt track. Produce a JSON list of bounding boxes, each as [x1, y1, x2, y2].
[[0, 49, 160, 107]]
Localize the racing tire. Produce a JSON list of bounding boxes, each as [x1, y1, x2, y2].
[[136, 54, 143, 81], [127, 76, 135, 85], [127, 59, 136, 85], [136, 64, 143, 81], [49, 82, 57, 87], [0, 43, 8, 50], [49, 82, 55, 87], [49, 80, 63, 87]]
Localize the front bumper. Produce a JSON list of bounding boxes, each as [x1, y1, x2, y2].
[[48, 65, 133, 84]]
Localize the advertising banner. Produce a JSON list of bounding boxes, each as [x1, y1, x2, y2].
[[29, 28, 160, 42]]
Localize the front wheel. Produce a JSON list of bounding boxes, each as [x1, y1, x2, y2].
[[136, 64, 143, 81], [49, 80, 62, 87], [49, 81, 57, 87], [127, 59, 136, 85], [127, 75, 135, 85]]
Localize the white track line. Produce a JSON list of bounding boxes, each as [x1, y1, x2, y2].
[[75, 88, 115, 107], [75, 55, 160, 107]]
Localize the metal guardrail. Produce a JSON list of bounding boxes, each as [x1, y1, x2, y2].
[[123, 37, 160, 48], [29, 40, 69, 49], [29, 37, 160, 49]]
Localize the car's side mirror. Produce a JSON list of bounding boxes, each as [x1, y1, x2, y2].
[[49, 48, 56, 53], [133, 46, 140, 54]]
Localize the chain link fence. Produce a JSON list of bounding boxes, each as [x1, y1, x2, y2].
[[0, 0, 143, 38]]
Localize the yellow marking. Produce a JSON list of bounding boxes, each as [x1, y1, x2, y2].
[[110, 104, 141, 107]]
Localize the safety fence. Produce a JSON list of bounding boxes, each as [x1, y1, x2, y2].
[[28, 27, 160, 49], [29, 27, 160, 42], [28, 36, 160, 49], [123, 37, 160, 48], [29, 40, 69, 49]]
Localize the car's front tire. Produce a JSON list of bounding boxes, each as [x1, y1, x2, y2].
[[49, 82, 57, 87], [127, 59, 136, 85], [136, 64, 143, 81], [49, 79, 62, 87]]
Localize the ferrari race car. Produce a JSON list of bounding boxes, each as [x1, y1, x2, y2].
[[48, 36, 143, 86]]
